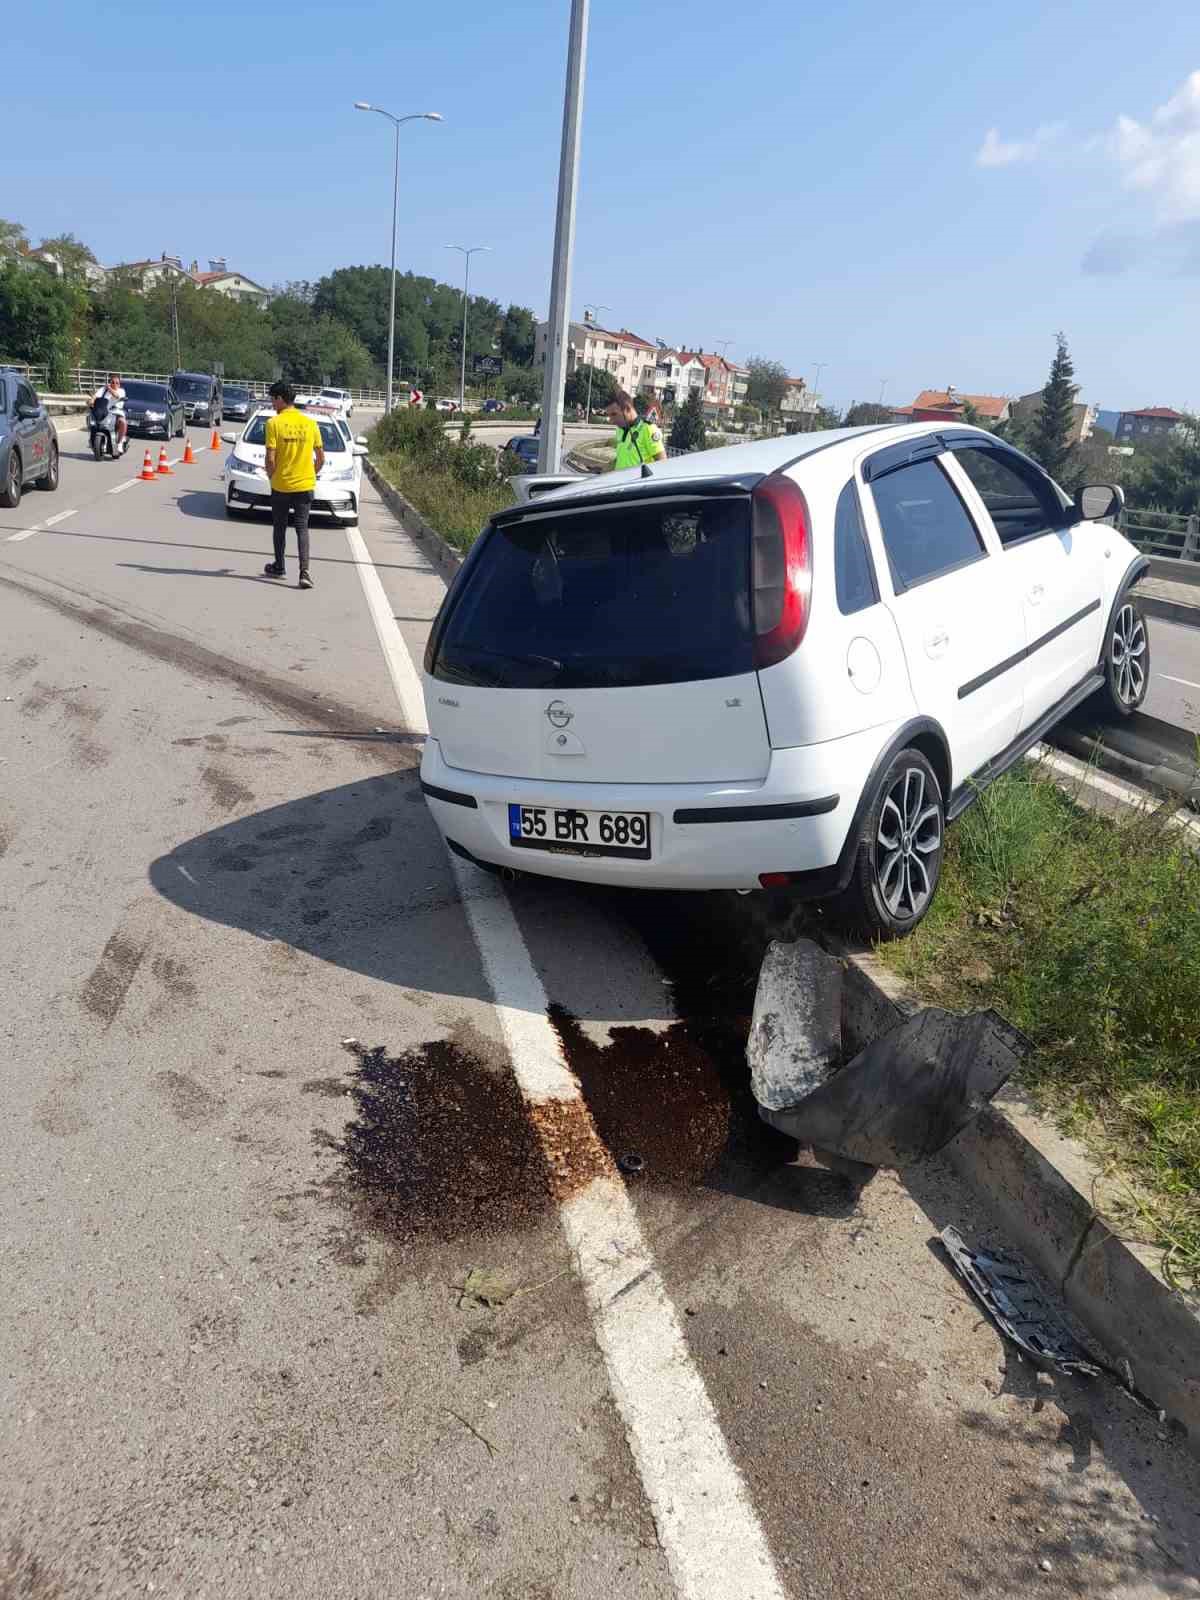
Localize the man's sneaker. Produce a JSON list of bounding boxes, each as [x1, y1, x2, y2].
[[298, 571, 314, 590], [263, 562, 284, 578]]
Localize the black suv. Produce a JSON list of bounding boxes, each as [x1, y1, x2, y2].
[[171, 370, 223, 427], [0, 370, 59, 508]]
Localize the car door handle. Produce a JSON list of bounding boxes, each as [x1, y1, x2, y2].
[[1027, 584, 1045, 605], [924, 627, 950, 657]]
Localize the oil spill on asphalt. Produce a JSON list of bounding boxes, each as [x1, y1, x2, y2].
[[318, 1039, 556, 1244], [549, 889, 796, 1191]]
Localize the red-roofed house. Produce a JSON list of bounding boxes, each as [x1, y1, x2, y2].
[[1115, 406, 1184, 443], [191, 269, 269, 306], [907, 387, 1012, 425], [676, 351, 737, 412]]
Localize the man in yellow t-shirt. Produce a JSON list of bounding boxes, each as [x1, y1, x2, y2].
[[263, 381, 325, 589]]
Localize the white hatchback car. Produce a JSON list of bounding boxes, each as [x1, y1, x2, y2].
[[222, 409, 368, 525], [419, 423, 1149, 936]]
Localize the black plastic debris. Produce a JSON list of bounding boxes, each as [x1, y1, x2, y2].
[[941, 1225, 1101, 1377]]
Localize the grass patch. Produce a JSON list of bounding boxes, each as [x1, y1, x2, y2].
[[373, 449, 512, 553], [877, 763, 1200, 1287]]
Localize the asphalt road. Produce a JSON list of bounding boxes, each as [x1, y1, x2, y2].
[[1, 423, 1198, 1600], [1144, 615, 1200, 732]]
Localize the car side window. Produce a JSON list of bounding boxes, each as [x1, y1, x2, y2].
[[953, 447, 1061, 548], [16, 382, 37, 413], [834, 480, 879, 614], [0, 379, 7, 412], [871, 458, 985, 591]]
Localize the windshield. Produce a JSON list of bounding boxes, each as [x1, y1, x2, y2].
[[242, 415, 346, 452], [174, 376, 211, 398], [224, 387, 250, 401], [319, 389, 344, 400], [432, 496, 754, 689], [123, 381, 169, 402]]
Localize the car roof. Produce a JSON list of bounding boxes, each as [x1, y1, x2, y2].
[[526, 421, 992, 511]]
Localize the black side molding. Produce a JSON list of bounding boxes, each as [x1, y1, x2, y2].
[[421, 780, 478, 809], [673, 796, 839, 825], [958, 598, 1102, 700]]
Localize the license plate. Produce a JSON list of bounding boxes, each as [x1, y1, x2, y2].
[[508, 804, 651, 859]]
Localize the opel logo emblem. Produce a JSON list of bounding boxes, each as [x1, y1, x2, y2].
[[546, 700, 573, 729]]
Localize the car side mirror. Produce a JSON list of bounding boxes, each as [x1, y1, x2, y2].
[[220, 431, 237, 444], [17, 404, 39, 420], [353, 443, 368, 457], [1073, 483, 1124, 524], [355, 435, 368, 447]]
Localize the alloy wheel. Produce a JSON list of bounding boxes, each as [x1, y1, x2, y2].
[[1110, 603, 1147, 707], [875, 765, 943, 920]]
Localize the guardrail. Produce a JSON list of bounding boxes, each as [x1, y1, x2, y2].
[[1121, 507, 1200, 561], [1, 361, 390, 407]]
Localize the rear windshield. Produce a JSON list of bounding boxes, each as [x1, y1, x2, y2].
[[224, 386, 251, 401], [432, 496, 753, 689], [124, 381, 169, 402]]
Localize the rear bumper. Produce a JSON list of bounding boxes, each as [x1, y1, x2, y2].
[[419, 730, 892, 891]]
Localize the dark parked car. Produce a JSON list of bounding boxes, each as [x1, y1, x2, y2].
[[0, 370, 59, 508], [482, 397, 505, 413], [171, 370, 223, 427], [122, 379, 185, 440], [504, 435, 541, 468], [223, 384, 254, 422]]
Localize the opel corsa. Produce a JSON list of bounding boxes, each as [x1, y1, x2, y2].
[[419, 423, 1149, 936]]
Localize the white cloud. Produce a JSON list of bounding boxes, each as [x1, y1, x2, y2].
[[1108, 70, 1200, 221], [975, 122, 1063, 168]]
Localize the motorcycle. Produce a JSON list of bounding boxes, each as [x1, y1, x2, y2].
[[88, 404, 127, 461]]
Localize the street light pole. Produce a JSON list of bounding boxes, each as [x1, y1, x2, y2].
[[445, 245, 490, 414], [538, 0, 590, 475], [582, 302, 609, 422], [809, 362, 827, 431], [878, 377, 890, 406], [354, 103, 442, 414]]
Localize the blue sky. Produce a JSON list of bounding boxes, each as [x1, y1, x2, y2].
[[9, 0, 1199, 411]]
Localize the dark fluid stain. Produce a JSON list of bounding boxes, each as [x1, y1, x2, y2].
[[550, 890, 794, 1189], [62, 694, 102, 725], [155, 1070, 224, 1128], [70, 735, 109, 771], [8, 653, 39, 676], [81, 930, 148, 1024], [0, 1539, 66, 1599], [351, 815, 392, 845], [320, 1039, 555, 1244], [302, 1077, 350, 1098], [0, 828, 7, 860], [19, 683, 53, 717], [201, 765, 255, 812], [257, 1069, 288, 1080], [151, 953, 197, 1003]]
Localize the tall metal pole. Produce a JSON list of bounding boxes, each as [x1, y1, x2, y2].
[[386, 118, 399, 415], [537, 0, 590, 475], [582, 301, 608, 423], [354, 105, 442, 414], [445, 245, 490, 413]]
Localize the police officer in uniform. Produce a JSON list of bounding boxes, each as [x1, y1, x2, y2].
[[606, 389, 666, 470]]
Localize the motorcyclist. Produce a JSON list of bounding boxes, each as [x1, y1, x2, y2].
[[91, 373, 128, 456]]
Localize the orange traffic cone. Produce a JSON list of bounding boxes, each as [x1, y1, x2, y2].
[[157, 445, 174, 476], [209, 428, 220, 452], [181, 436, 196, 465], [139, 448, 156, 481]]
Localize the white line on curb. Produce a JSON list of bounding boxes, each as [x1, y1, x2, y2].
[[343, 515, 786, 1600], [6, 507, 79, 542]]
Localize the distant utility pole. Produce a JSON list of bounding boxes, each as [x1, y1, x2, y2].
[[582, 301, 610, 421], [878, 377, 890, 406], [169, 274, 182, 370], [538, 0, 590, 474], [444, 244, 491, 413], [809, 362, 827, 430]]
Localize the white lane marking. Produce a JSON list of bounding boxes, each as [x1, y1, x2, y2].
[[7, 507, 78, 542], [1158, 672, 1200, 691], [108, 476, 142, 494], [344, 521, 787, 1600]]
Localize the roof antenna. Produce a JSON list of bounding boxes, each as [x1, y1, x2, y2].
[[641, 462, 653, 478]]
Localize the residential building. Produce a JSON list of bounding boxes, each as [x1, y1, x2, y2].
[[907, 387, 1011, 425], [780, 377, 816, 420], [534, 318, 659, 395], [22, 248, 108, 289], [1010, 390, 1096, 445], [732, 365, 749, 406], [1114, 406, 1184, 443], [107, 253, 269, 304], [191, 268, 270, 307], [675, 351, 738, 416], [110, 253, 196, 291]]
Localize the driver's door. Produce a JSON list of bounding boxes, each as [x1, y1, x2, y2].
[[15, 382, 48, 482]]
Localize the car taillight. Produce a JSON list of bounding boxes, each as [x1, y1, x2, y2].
[[751, 472, 812, 669]]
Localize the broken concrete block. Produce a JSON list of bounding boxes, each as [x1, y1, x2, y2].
[[747, 939, 843, 1111]]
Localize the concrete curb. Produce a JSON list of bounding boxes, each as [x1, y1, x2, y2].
[[1142, 593, 1200, 629], [1047, 709, 1198, 808], [363, 458, 463, 586], [822, 934, 1200, 1451]]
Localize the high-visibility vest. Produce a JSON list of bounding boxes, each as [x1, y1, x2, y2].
[[613, 418, 664, 470]]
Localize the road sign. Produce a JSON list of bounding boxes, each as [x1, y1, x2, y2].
[[473, 355, 503, 377]]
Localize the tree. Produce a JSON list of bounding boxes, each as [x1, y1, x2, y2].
[[1028, 332, 1077, 481], [564, 361, 618, 412], [669, 389, 706, 453], [844, 401, 892, 426], [0, 261, 85, 385], [0, 219, 30, 261], [37, 233, 97, 280], [499, 304, 536, 367], [746, 356, 789, 417]]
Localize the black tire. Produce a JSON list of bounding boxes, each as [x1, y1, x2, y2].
[[834, 748, 945, 940], [35, 441, 59, 491], [91, 431, 104, 462], [175, 416, 185, 438], [1100, 594, 1150, 718], [1, 449, 22, 508]]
